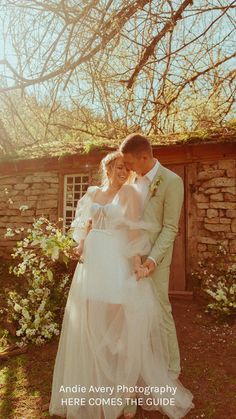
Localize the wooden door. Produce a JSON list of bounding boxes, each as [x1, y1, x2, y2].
[[166, 164, 186, 292]]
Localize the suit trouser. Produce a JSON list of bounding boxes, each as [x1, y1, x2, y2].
[[152, 265, 181, 375]]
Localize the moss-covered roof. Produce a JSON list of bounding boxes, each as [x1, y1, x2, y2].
[[0, 124, 235, 162]]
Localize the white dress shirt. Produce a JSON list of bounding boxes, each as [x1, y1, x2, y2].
[[136, 159, 160, 203], [136, 159, 160, 266]]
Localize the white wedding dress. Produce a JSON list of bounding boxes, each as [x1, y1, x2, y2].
[[49, 185, 194, 419]]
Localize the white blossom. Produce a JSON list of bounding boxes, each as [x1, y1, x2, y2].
[[19, 205, 29, 212]]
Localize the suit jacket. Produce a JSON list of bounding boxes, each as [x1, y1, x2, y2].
[[142, 163, 184, 267]]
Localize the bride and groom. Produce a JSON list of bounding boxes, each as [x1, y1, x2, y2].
[[49, 133, 194, 418]]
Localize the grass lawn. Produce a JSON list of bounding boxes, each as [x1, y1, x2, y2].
[[0, 262, 235, 419]]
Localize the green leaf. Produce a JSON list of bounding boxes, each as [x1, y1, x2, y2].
[[47, 269, 53, 282]]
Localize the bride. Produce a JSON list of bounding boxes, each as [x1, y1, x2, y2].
[[49, 151, 194, 419]]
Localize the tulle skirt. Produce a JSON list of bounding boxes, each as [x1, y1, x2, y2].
[[49, 229, 194, 418]]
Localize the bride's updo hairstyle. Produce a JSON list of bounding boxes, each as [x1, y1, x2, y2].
[[100, 151, 123, 186]]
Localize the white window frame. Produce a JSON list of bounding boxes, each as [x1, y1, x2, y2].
[[63, 173, 90, 230]]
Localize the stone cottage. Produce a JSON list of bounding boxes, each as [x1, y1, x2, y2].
[[0, 134, 235, 296]]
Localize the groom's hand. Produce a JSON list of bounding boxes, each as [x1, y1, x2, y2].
[[142, 258, 156, 275], [135, 264, 149, 281]]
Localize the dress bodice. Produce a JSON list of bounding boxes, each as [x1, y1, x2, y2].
[[71, 184, 154, 254], [90, 202, 123, 230]]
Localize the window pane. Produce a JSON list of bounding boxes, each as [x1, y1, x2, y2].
[[64, 174, 90, 231], [75, 184, 81, 191]]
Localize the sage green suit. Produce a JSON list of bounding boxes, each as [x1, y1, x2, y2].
[[142, 163, 184, 376]]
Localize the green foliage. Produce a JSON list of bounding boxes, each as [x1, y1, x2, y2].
[[192, 245, 236, 317], [5, 217, 76, 346]]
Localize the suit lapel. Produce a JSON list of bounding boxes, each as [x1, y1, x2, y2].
[[143, 163, 164, 208]]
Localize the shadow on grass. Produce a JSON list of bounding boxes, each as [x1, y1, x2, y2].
[[0, 340, 59, 419], [0, 355, 30, 418]]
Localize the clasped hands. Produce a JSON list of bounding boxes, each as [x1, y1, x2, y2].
[[134, 257, 156, 281]]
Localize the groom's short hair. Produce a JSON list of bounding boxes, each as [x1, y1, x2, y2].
[[120, 133, 152, 156]]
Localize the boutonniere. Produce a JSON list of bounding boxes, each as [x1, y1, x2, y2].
[[149, 175, 163, 197]]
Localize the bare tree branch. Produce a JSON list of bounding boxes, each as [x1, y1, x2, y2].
[[126, 0, 194, 89]]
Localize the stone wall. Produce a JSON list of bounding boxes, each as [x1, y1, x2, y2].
[[0, 158, 235, 281], [0, 172, 59, 257], [192, 159, 236, 262]]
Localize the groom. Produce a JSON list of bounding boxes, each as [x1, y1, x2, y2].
[[120, 133, 184, 379]]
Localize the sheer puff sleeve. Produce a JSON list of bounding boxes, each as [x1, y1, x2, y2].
[[70, 186, 98, 243], [117, 184, 153, 257]]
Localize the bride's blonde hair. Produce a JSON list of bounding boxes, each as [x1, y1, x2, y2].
[[100, 151, 122, 186], [100, 151, 133, 186]]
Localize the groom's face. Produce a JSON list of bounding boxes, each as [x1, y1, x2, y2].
[[123, 152, 145, 175]]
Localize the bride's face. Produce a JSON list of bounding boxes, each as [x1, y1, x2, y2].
[[108, 157, 130, 187]]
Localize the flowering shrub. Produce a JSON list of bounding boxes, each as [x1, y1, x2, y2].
[[192, 245, 236, 317], [5, 217, 75, 346]]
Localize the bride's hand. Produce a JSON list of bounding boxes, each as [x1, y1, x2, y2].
[[73, 242, 84, 258]]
